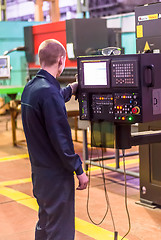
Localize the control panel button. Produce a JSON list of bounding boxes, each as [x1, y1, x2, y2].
[[132, 106, 140, 114]]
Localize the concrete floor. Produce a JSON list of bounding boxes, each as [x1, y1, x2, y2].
[[0, 114, 161, 240]]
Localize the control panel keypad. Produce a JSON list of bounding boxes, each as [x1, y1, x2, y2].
[[112, 60, 138, 87]]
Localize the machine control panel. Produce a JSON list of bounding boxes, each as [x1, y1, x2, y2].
[[78, 54, 161, 124], [111, 60, 138, 87], [79, 92, 141, 123], [92, 94, 113, 120], [114, 93, 141, 122]]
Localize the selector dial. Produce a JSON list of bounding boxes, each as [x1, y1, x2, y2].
[[132, 106, 140, 114]]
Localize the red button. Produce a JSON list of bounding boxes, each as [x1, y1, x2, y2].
[[132, 107, 137, 114]]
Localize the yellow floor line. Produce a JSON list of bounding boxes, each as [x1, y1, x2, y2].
[[0, 157, 139, 188], [0, 154, 29, 163], [0, 152, 139, 173], [89, 158, 139, 172], [0, 186, 128, 240], [0, 186, 38, 211], [0, 178, 31, 187]]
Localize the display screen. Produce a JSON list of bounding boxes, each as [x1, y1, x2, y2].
[[0, 58, 7, 67], [83, 61, 108, 86]]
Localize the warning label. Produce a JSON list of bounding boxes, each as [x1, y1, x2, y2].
[[144, 41, 150, 52], [136, 25, 143, 38]]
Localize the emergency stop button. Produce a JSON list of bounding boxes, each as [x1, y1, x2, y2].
[[132, 106, 140, 114]]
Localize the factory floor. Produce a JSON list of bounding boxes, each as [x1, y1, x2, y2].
[[0, 114, 161, 240]]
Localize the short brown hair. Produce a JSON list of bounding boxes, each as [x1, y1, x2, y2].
[[38, 39, 66, 67]]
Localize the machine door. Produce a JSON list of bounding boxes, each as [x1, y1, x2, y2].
[[139, 121, 161, 206]]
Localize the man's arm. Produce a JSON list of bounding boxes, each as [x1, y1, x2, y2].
[[43, 91, 83, 174], [60, 85, 72, 102], [61, 82, 78, 102], [43, 90, 88, 188]]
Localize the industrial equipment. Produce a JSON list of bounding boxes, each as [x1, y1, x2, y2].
[[0, 56, 10, 79], [78, 52, 161, 206], [135, 2, 161, 207], [135, 2, 161, 53], [24, 18, 121, 82], [78, 53, 161, 124]]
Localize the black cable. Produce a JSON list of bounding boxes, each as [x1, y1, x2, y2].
[[120, 149, 131, 240], [3, 46, 26, 56], [87, 123, 131, 240], [87, 122, 118, 240], [100, 148, 118, 239], [87, 142, 109, 225]]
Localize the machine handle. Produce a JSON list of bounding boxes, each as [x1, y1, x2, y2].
[[144, 64, 155, 87]]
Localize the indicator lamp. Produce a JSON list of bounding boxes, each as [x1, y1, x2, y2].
[[128, 116, 133, 121], [120, 106, 123, 110], [117, 106, 119, 109], [122, 117, 125, 120], [123, 96, 126, 99], [111, 97, 113, 100]]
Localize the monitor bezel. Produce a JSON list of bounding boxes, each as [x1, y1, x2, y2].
[[80, 59, 110, 88]]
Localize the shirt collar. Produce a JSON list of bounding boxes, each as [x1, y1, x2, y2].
[[36, 69, 60, 90]]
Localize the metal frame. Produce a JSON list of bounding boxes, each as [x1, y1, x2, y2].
[[82, 128, 139, 178]]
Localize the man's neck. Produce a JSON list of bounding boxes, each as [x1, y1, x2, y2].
[[42, 66, 57, 78]]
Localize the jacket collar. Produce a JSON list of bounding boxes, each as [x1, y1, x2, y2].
[[36, 69, 60, 90]]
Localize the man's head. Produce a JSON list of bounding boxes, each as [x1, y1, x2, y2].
[[38, 39, 66, 77]]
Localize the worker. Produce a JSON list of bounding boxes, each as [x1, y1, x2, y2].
[[21, 39, 88, 240]]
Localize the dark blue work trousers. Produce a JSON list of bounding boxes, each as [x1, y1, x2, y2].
[[32, 166, 75, 240]]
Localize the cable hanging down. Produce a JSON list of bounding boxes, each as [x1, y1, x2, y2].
[[120, 149, 131, 240], [87, 132, 118, 239], [86, 127, 132, 240]]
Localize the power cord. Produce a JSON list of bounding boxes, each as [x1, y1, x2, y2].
[[87, 129, 118, 239], [120, 149, 131, 240], [86, 125, 132, 239], [100, 149, 118, 240], [87, 146, 109, 225]]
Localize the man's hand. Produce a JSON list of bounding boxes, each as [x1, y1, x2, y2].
[[76, 172, 88, 190], [70, 82, 78, 96]]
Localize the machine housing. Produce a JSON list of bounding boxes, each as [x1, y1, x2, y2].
[[78, 53, 161, 124]]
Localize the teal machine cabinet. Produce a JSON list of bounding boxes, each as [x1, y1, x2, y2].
[[0, 21, 43, 99]]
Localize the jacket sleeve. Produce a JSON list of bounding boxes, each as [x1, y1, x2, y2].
[[60, 85, 72, 102], [42, 91, 83, 175]]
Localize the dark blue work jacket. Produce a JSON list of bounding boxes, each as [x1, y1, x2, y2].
[[21, 69, 83, 176]]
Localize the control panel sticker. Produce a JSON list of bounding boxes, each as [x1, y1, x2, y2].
[[152, 89, 161, 115], [136, 25, 143, 38], [138, 14, 159, 22]]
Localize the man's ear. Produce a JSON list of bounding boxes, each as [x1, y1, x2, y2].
[[58, 56, 64, 67]]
